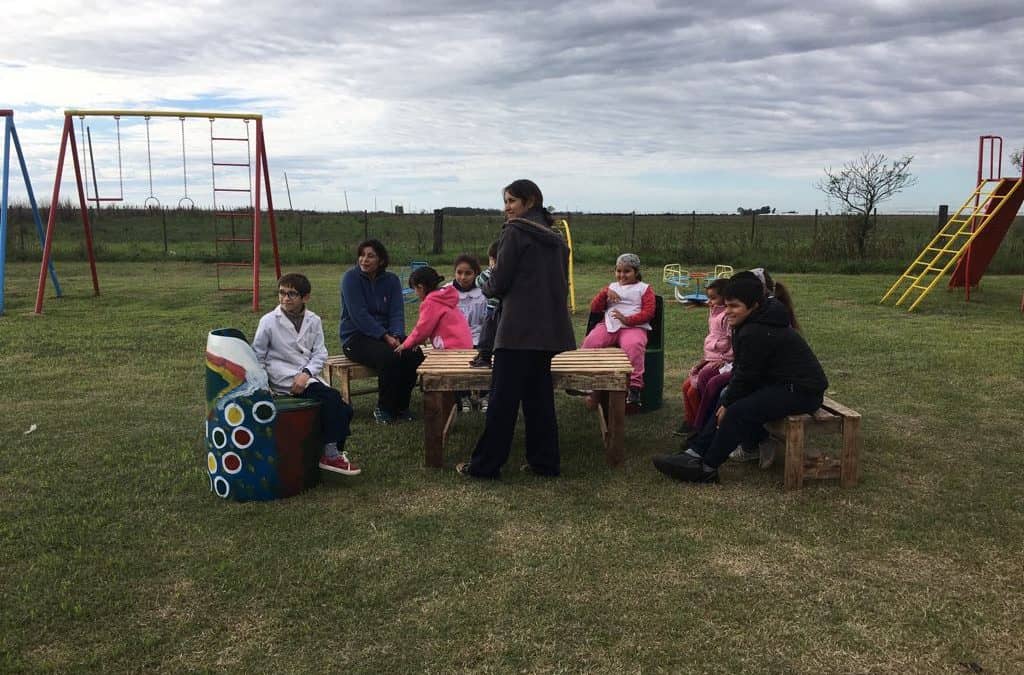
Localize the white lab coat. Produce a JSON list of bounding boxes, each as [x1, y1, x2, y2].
[[252, 305, 329, 395]]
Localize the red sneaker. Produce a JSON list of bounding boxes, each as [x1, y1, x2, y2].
[[319, 452, 361, 476]]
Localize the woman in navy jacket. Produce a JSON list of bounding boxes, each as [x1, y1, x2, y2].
[[339, 239, 424, 423]]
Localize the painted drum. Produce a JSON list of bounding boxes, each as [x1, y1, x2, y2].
[[272, 397, 323, 497], [204, 328, 320, 502]]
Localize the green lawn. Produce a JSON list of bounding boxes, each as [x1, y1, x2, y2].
[[1, 261, 1022, 673]]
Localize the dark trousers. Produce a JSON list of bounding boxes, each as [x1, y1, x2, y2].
[[691, 384, 822, 468], [476, 307, 499, 357], [342, 333, 425, 413], [468, 349, 559, 478], [298, 381, 353, 447]]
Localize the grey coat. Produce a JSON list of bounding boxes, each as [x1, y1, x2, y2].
[[483, 209, 577, 353]]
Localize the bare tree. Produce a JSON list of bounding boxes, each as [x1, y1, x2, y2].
[[816, 152, 917, 257]]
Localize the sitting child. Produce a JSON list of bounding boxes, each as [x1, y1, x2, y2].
[[253, 273, 360, 476], [451, 253, 489, 412], [652, 276, 827, 484], [678, 278, 733, 435], [468, 240, 501, 372], [395, 266, 474, 354], [581, 253, 656, 406]]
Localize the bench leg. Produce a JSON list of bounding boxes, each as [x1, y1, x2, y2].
[[423, 391, 447, 468], [783, 419, 805, 490], [338, 371, 352, 404], [840, 415, 860, 488], [603, 390, 625, 467]]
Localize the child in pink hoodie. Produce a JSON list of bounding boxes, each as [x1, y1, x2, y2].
[[395, 266, 474, 353], [679, 278, 733, 433]]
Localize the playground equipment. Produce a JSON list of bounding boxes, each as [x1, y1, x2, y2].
[[1, 110, 62, 315], [553, 218, 577, 313], [400, 260, 429, 303], [882, 135, 1024, 311], [662, 264, 733, 304], [33, 110, 281, 315]]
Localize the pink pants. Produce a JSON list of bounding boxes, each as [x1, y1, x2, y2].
[[582, 324, 648, 389]]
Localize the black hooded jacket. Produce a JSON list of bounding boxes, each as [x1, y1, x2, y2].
[[721, 297, 828, 407], [482, 208, 577, 353]]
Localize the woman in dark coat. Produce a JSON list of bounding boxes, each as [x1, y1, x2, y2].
[[456, 179, 577, 478]]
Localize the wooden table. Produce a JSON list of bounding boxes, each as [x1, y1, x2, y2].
[[416, 348, 633, 468]]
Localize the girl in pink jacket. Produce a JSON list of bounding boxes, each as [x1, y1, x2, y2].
[[680, 278, 733, 432], [395, 267, 474, 353]]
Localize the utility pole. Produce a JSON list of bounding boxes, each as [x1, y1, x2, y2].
[[283, 172, 293, 210], [344, 190, 349, 213]]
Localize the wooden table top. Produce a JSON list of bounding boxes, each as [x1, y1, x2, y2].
[[417, 349, 632, 392]]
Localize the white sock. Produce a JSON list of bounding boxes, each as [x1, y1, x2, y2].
[[324, 442, 339, 458]]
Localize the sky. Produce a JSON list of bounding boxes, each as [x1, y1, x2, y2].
[[3, 0, 1024, 214]]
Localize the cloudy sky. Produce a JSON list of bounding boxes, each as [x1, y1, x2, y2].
[[4, 1, 1024, 214]]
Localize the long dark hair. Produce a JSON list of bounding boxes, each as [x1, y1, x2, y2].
[[504, 179, 554, 226], [732, 269, 800, 330]]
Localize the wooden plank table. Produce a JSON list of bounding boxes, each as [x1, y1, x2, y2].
[[416, 348, 633, 469]]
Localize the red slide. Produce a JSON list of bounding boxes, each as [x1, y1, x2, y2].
[[949, 178, 1024, 288]]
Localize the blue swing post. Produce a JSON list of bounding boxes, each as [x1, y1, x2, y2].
[[1, 111, 61, 314]]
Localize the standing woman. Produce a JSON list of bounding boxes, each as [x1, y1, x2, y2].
[[339, 239, 425, 423], [457, 180, 576, 478]]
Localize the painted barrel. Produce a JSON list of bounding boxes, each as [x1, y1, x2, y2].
[[272, 397, 323, 497], [204, 328, 320, 502]]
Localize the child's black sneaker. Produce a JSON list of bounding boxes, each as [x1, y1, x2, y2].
[[626, 387, 642, 406], [468, 354, 491, 368]]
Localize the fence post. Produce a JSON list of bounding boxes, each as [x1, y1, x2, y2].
[[750, 211, 757, 244], [363, 210, 369, 240], [813, 208, 819, 243], [690, 210, 696, 244], [936, 204, 948, 232], [432, 209, 444, 254], [631, 210, 636, 249], [298, 212, 304, 251], [162, 208, 168, 256]]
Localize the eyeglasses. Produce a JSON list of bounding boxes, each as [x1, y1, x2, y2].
[[278, 290, 301, 299]]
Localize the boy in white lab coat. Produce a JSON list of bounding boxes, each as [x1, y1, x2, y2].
[[252, 273, 360, 475]]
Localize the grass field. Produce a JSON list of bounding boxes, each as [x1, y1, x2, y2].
[[1, 261, 1023, 673]]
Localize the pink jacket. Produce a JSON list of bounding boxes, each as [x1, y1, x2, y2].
[[401, 285, 474, 350], [702, 304, 733, 362]]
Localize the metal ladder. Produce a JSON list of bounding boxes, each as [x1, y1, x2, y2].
[[210, 118, 254, 291]]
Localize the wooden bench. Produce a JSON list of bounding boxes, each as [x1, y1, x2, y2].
[[416, 348, 633, 469], [764, 395, 861, 490], [321, 346, 432, 403]]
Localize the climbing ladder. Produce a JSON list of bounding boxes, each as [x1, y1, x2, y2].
[[210, 118, 256, 291], [881, 136, 1024, 311]]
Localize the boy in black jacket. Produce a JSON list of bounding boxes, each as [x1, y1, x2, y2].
[[653, 276, 827, 484]]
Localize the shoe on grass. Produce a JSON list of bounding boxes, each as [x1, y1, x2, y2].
[[672, 420, 693, 437], [479, 397, 489, 413], [396, 409, 416, 422], [652, 452, 719, 483], [520, 463, 560, 477], [319, 452, 361, 476], [373, 407, 395, 424], [460, 397, 473, 414], [729, 447, 760, 463], [626, 386, 642, 406]]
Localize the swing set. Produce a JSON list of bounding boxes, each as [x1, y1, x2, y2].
[[1, 110, 62, 315], [33, 109, 281, 315]]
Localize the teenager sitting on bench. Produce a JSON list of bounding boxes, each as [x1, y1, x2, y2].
[[652, 275, 827, 484]]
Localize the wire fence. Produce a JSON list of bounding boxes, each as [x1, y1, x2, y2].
[[5, 203, 1024, 273]]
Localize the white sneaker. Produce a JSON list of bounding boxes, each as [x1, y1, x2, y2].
[[460, 397, 473, 414], [479, 397, 489, 413]]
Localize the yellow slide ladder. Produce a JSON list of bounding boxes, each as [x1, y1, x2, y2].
[[880, 178, 1022, 311], [553, 218, 577, 313]]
